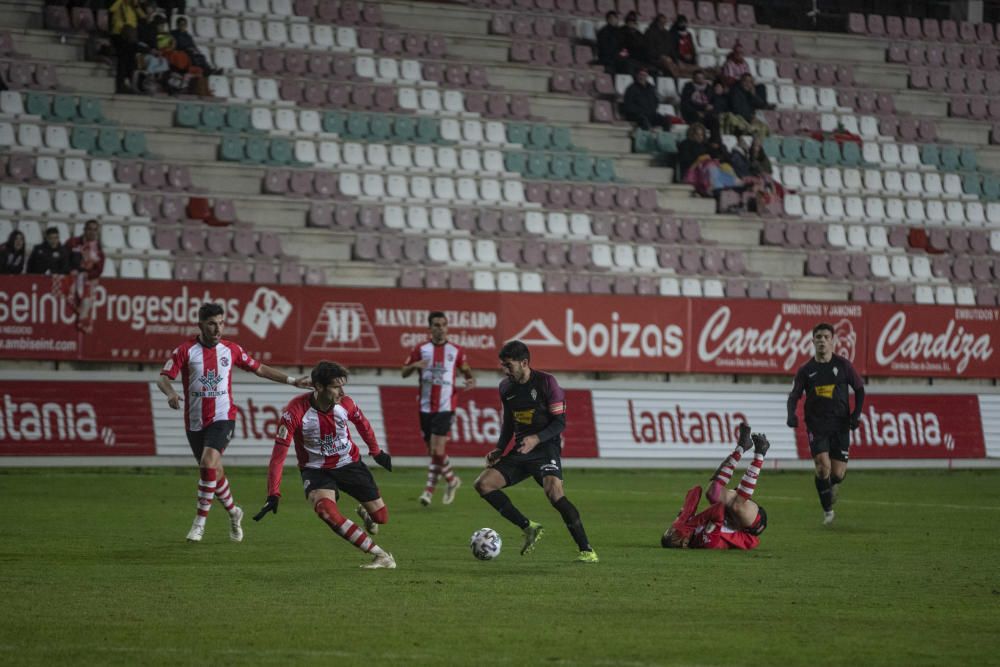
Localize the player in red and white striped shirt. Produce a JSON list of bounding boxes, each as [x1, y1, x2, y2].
[[156, 303, 311, 544], [255, 361, 396, 569], [661, 425, 769, 550], [401, 311, 475, 507]]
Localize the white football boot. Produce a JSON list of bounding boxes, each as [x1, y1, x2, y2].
[[229, 506, 244, 542]]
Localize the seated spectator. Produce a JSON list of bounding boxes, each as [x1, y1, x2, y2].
[[171, 16, 216, 74], [67, 219, 105, 280], [596, 11, 623, 73], [679, 123, 740, 197], [680, 69, 720, 137], [109, 0, 147, 94], [619, 12, 648, 75], [27, 227, 69, 275], [623, 68, 670, 130], [719, 42, 750, 88], [722, 73, 773, 138], [643, 13, 671, 75], [730, 137, 783, 212], [0, 230, 26, 275], [664, 15, 698, 78]]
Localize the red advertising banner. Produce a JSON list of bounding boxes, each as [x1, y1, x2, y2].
[[2, 275, 999, 380], [689, 299, 867, 374], [865, 305, 1000, 378], [792, 394, 986, 459], [379, 387, 599, 458], [0, 381, 155, 456], [498, 293, 689, 372]]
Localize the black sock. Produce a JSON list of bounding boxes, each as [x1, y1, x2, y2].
[[830, 474, 843, 487], [815, 476, 833, 512], [482, 490, 530, 530], [553, 496, 591, 551]]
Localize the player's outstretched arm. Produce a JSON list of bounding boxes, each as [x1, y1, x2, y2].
[[256, 364, 311, 388]]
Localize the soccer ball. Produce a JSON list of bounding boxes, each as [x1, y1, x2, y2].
[[470, 528, 502, 560]]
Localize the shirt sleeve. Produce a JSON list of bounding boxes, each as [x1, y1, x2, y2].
[[266, 407, 297, 497], [160, 345, 185, 379], [455, 347, 468, 370], [403, 347, 421, 366], [342, 396, 381, 456], [845, 361, 866, 417], [786, 366, 806, 419], [496, 384, 514, 453], [230, 343, 261, 373], [545, 374, 566, 416]]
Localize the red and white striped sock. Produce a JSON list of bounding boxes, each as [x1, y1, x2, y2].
[[712, 448, 743, 486], [425, 455, 442, 494], [315, 498, 375, 553], [215, 475, 238, 515], [737, 453, 766, 500], [195, 467, 217, 527], [440, 455, 457, 485]]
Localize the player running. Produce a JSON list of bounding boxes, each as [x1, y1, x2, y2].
[[473, 340, 598, 563], [254, 361, 396, 569], [661, 425, 769, 550], [787, 322, 865, 525], [157, 302, 311, 543], [401, 311, 475, 507]]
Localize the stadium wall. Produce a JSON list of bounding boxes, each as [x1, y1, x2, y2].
[[1, 373, 997, 469]]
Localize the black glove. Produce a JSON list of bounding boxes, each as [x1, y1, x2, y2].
[[253, 495, 279, 521], [373, 451, 393, 472], [786, 415, 798, 428], [849, 415, 860, 430]]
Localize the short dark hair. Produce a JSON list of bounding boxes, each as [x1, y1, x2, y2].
[[428, 310, 446, 326], [44, 227, 60, 237], [499, 340, 530, 362], [311, 360, 348, 387], [625, 11, 638, 22], [747, 506, 767, 536], [812, 323, 834, 337], [198, 303, 225, 322], [84, 219, 99, 229], [605, 10, 618, 20]]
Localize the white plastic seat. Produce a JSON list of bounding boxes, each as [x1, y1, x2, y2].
[[868, 225, 889, 249], [194, 16, 218, 40], [822, 167, 844, 193], [757, 58, 777, 81], [696, 27, 717, 50], [54, 189, 79, 214], [781, 165, 802, 190], [338, 172, 360, 197], [109, 192, 133, 217], [912, 256, 932, 280], [864, 196, 886, 222], [842, 168, 862, 193], [956, 286, 976, 305], [820, 113, 838, 133], [36, 156, 61, 181], [430, 207, 453, 231], [419, 89, 442, 113], [882, 170, 903, 195], [905, 199, 926, 223], [0, 122, 14, 147], [844, 196, 864, 221], [443, 90, 464, 114], [294, 139, 317, 164], [485, 121, 506, 145], [119, 258, 144, 278], [846, 225, 868, 249], [900, 144, 921, 168], [935, 285, 956, 305], [915, 285, 935, 304], [217, 18, 240, 41], [398, 88, 419, 111], [462, 120, 484, 144], [383, 205, 405, 230], [361, 174, 384, 197], [335, 27, 357, 49], [778, 85, 797, 108], [885, 198, 905, 223], [271, 0, 293, 15], [355, 56, 376, 79], [525, 211, 546, 235], [127, 224, 152, 251], [783, 193, 803, 217], [242, 19, 265, 43], [250, 107, 273, 131], [480, 179, 501, 203], [824, 195, 845, 220], [862, 142, 881, 164], [256, 78, 279, 102], [945, 201, 965, 225], [870, 254, 891, 279], [502, 180, 524, 204], [636, 245, 658, 269], [100, 257, 117, 278], [342, 142, 365, 166], [377, 58, 399, 82], [925, 200, 945, 224], [208, 75, 231, 98], [366, 144, 389, 168], [473, 271, 496, 291], [232, 76, 255, 100], [924, 172, 944, 197], [521, 272, 543, 292], [265, 21, 288, 46], [26, 188, 52, 213], [681, 278, 703, 297], [803, 194, 824, 218], [0, 91, 24, 117], [817, 87, 838, 111], [313, 25, 335, 49], [966, 202, 985, 226], [386, 174, 408, 198], [570, 213, 592, 237], [703, 279, 725, 297], [410, 176, 432, 199], [482, 150, 504, 173], [942, 174, 963, 198], [987, 203, 1000, 225], [903, 171, 923, 195], [802, 167, 822, 192], [476, 239, 499, 264], [890, 255, 911, 279], [90, 159, 114, 185], [405, 206, 428, 230], [427, 238, 451, 263], [659, 277, 680, 296], [0, 185, 24, 211], [318, 141, 340, 165], [547, 212, 569, 237], [436, 146, 458, 171], [435, 176, 458, 201], [289, 23, 312, 47], [101, 223, 125, 249], [858, 116, 879, 139], [591, 243, 613, 269], [456, 178, 477, 201], [797, 86, 818, 109], [992, 230, 1000, 251], [400, 59, 422, 83], [451, 238, 474, 264], [274, 109, 297, 133], [827, 224, 847, 248], [45, 126, 70, 151], [882, 143, 901, 166], [148, 259, 172, 280], [613, 244, 636, 270]]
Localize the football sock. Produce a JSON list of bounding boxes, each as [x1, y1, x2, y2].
[[830, 474, 844, 487], [440, 455, 457, 485], [815, 475, 834, 512], [708, 448, 743, 502], [424, 455, 442, 494], [315, 498, 375, 553], [195, 467, 217, 527], [214, 474, 238, 515], [553, 496, 592, 551], [482, 490, 530, 530], [370, 505, 389, 524], [737, 453, 766, 501]]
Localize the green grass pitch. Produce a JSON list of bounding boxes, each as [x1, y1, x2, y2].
[[1, 467, 999, 666]]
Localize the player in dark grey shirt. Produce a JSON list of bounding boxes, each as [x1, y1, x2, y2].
[[473, 340, 598, 563]]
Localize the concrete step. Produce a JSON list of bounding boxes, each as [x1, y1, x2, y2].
[[380, 0, 489, 36], [0, 3, 40, 30], [658, 187, 716, 215], [486, 65, 553, 96], [445, 36, 510, 65], [790, 33, 888, 65], [851, 63, 911, 92], [528, 95, 592, 124], [788, 279, 850, 302], [568, 124, 632, 154], [699, 216, 762, 246], [745, 247, 805, 277], [322, 262, 399, 287], [892, 90, 950, 119], [936, 118, 991, 146]]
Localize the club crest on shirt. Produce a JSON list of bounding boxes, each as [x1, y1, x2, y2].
[[833, 367, 839, 376], [277, 424, 288, 440], [318, 433, 337, 456], [530, 388, 537, 401], [446, 353, 455, 362], [220, 356, 230, 367]]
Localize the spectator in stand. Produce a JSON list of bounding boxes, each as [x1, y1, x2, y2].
[[619, 12, 648, 75], [171, 16, 216, 74], [719, 41, 750, 88], [679, 123, 740, 197], [677, 122, 711, 178], [680, 69, 720, 137], [159, 0, 186, 21], [0, 230, 26, 275], [109, 0, 147, 94], [664, 15, 698, 78], [622, 67, 670, 130], [722, 73, 773, 138], [65, 219, 105, 333], [27, 227, 69, 275], [643, 13, 672, 75], [595, 11, 623, 74]]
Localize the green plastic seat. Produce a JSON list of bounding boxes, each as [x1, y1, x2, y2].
[[761, 136, 781, 158], [959, 147, 977, 171], [656, 132, 678, 154], [200, 105, 225, 132], [219, 135, 245, 162], [415, 117, 438, 144], [344, 113, 369, 140], [781, 137, 803, 163], [369, 115, 391, 141], [70, 126, 97, 153], [528, 124, 551, 150], [245, 137, 268, 163], [506, 122, 528, 146], [920, 144, 940, 168], [551, 126, 572, 151], [940, 146, 960, 171], [841, 141, 861, 166], [982, 175, 1000, 200], [504, 151, 527, 174], [550, 154, 572, 180], [176, 102, 202, 129], [96, 127, 122, 156], [269, 138, 293, 165], [801, 139, 822, 163], [526, 153, 549, 178], [820, 140, 840, 166], [632, 129, 653, 153], [594, 157, 615, 181], [51, 95, 77, 122], [225, 105, 251, 133], [322, 111, 346, 135], [392, 115, 415, 142], [122, 131, 147, 157], [962, 173, 982, 197], [78, 97, 105, 124], [25, 92, 50, 118], [572, 154, 595, 180]]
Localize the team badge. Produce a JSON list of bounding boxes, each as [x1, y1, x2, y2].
[[220, 356, 230, 367], [530, 388, 537, 401], [447, 353, 455, 362], [833, 367, 839, 376], [277, 424, 288, 440], [163, 359, 174, 372]]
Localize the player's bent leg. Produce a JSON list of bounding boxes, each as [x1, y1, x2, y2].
[[188, 447, 223, 542], [476, 468, 536, 546], [434, 436, 461, 505], [830, 460, 848, 506], [543, 478, 596, 561], [310, 491, 390, 566], [812, 450, 835, 523]]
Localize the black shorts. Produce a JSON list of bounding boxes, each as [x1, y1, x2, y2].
[[492, 440, 564, 488], [808, 430, 851, 462], [186, 420, 235, 460], [420, 411, 455, 442], [300, 462, 381, 502]]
